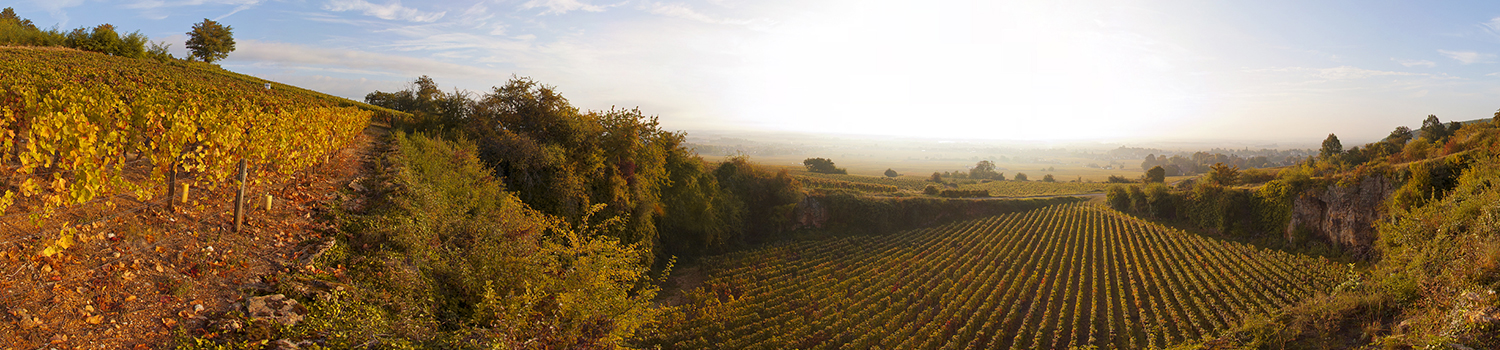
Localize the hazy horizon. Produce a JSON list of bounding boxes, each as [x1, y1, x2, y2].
[[19, 0, 1500, 144]]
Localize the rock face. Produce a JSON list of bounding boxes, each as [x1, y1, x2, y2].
[[1286, 175, 1395, 259], [793, 196, 828, 230]]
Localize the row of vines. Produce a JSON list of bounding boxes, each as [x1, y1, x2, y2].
[[955, 180, 1110, 197], [0, 47, 375, 221], [796, 176, 901, 193], [641, 202, 1343, 349]]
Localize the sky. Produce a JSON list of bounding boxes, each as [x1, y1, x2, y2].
[[12, 0, 1500, 144]]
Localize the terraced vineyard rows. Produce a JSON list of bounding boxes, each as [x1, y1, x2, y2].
[[643, 202, 1342, 349], [0, 47, 389, 218]]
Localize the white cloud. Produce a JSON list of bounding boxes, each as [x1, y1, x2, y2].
[[1484, 16, 1500, 36], [1392, 58, 1436, 68], [324, 0, 446, 22], [215, 1, 262, 20], [1316, 66, 1420, 80], [521, 0, 605, 15], [28, 0, 86, 26], [125, 0, 168, 10], [1438, 49, 1494, 64], [649, 2, 754, 25], [227, 39, 508, 79]]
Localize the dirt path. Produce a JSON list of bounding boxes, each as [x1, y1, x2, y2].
[[0, 123, 389, 349]]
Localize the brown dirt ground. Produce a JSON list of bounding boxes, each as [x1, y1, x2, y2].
[[0, 123, 388, 349]]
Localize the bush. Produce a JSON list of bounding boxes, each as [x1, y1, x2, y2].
[[1128, 185, 1147, 214], [1107, 185, 1130, 211], [923, 185, 940, 195], [1014, 173, 1029, 181], [1106, 175, 1133, 183], [1238, 168, 1275, 184]]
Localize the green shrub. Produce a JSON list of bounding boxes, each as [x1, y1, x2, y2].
[[1106, 185, 1130, 212], [185, 132, 662, 348]]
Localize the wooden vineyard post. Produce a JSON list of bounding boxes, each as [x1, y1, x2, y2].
[[233, 159, 246, 232], [166, 164, 176, 211]]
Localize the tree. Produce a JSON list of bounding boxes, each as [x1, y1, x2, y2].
[[883, 168, 898, 178], [1144, 166, 1166, 183], [1320, 133, 1343, 163], [1420, 115, 1449, 144], [185, 18, 235, 63], [1041, 174, 1055, 182], [1013, 173, 1028, 181], [1386, 126, 1414, 146], [969, 160, 999, 179], [923, 185, 940, 195], [1, 7, 36, 30], [802, 158, 845, 174], [929, 172, 943, 183], [1208, 162, 1238, 186]]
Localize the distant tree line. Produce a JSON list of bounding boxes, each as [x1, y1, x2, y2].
[[0, 8, 233, 63], [1139, 151, 1291, 176]]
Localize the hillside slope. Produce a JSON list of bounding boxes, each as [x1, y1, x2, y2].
[[0, 46, 393, 348]]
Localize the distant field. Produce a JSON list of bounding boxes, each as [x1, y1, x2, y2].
[[644, 203, 1341, 349], [788, 169, 1199, 197], [755, 155, 1154, 183]]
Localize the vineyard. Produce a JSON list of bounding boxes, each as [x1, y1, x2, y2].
[[643, 202, 1343, 349], [956, 180, 1110, 197], [0, 47, 387, 232], [796, 176, 901, 193], [793, 171, 931, 191]]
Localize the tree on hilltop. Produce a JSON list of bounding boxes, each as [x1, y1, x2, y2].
[[1320, 133, 1343, 163], [1419, 115, 1450, 144], [1386, 126, 1413, 145], [884, 168, 898, 178], [186, 18, 235, 63], [1, 7, 36, 30]]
